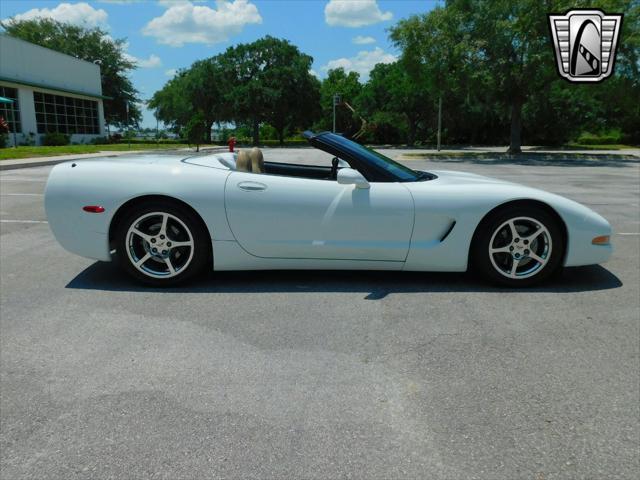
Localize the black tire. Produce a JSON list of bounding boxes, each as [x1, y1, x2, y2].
[[471, 205, 565, 287], [115, 200, 210, 286]]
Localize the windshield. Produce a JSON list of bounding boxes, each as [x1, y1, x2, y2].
[[355, 143, 422, 181], [311, 132, 424, 182]]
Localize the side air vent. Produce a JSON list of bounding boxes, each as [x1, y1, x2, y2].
[[440, 220, 456, 242]]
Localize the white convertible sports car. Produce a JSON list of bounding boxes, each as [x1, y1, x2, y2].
[[44, 131, 612, 287]]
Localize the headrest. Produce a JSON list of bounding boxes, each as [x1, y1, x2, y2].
[[250, 147, 264, 174], [236, 150, 251, 172]]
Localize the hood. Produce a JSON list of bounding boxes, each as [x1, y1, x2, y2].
[[426, 169, 516, 186]]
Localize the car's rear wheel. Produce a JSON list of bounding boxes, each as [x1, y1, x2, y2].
[[115, 201, 210, 286], [472, 205, 564, 287]]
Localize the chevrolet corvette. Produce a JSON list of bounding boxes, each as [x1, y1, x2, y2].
[[44, 131, 612, 287]]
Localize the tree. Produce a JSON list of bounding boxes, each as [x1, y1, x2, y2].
[[462, 0, 557, 152], [219, 36, 320, 145], [358, 62, 431, 145], [315, 68, 363, 135], [183, 111, 207, 152], [390, 0, 639, 150], [149, 58, 231, 142], [148, 71, 192, 135], [183, 59, 230, 142], [2, 18, 142, 129]]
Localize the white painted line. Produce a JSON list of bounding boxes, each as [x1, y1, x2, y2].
[[0, 193, 43, 196], [0, 219, 48, 224], [0, 179, 47, 182], [618, 232, 640, 236]]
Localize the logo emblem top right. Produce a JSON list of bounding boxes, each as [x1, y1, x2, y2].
[[548, 9, 623, 83]]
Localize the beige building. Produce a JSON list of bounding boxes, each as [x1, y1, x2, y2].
[[0, 34, 107, 146]]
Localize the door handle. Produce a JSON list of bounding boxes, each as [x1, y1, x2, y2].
[[238, 181, 267, 192]]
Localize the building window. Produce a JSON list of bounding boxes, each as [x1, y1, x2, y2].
[[34, 91, 99, 135], [0, 86, 22, 133]]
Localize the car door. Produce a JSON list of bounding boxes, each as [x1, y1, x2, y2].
[[224, 171, 414, 261]]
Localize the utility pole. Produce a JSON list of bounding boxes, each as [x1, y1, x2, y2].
[[437, 95, 442, 152]]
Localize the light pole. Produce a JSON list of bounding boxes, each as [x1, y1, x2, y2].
[[332, 93, 341, 133], [437, 95, 442, 151], [125, 101, 130, 150], [155, 109, 159, 146]]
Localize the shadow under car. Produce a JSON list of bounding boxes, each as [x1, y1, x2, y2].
[[66, 262, 622, 298]]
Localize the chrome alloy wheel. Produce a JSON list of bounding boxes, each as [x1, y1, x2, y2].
[[488, 216, 552, 280], [126, 211, 194, 279]]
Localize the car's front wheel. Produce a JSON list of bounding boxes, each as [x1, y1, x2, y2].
[[115, 201, 210, 286], [472, 205, 565, 287]]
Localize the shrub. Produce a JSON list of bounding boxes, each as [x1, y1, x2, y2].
[[90, 136, 110, 145], [259, 139, 309, 147], [18, 132, 36, 146], [576, 129, 623, 145], [42, 132, 70, 146], [0, 133, 7, 148], [115, 138, 186, 145], [234, 139, 309, 147]]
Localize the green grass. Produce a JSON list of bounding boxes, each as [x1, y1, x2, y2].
[[401, 152, 485, 158], [0, 143, 191, 161]]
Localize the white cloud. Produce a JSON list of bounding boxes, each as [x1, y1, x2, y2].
[[140, 54, 162, 68], [157, 0, 204, 6], [98, 1, 204, 4], [309, 69, 319, 78], [158, 0, 206, 5], [352, 35, 375, 45], [8, 2, 109, 28], [125, 53, 162, 68], [322, 47, 397, 81], [142, 0, 262, 47], [165, 68, 178, 77], [324, 0, 392, 28]]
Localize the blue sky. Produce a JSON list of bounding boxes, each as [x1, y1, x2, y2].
[[1, 1, 438, 127]]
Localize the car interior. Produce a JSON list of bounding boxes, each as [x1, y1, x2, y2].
[[220, 148, 345, 181]]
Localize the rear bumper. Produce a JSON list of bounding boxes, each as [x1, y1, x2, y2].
[[48, 223, 111, 262], [45, 163, 112, 262]]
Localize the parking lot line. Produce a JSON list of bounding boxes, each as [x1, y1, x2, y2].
[[0, 193, 44, 196], [0, 178, 47, 182], [0, 219, 48, 224]]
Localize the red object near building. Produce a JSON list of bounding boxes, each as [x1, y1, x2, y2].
[[228, 136, 236, 152]]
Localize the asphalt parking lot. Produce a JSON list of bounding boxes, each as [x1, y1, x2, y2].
[[1, 148, 639, 479]]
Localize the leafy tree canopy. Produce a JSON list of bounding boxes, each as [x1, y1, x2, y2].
[[389, 0, 639, 150], [150, 36, 320, 145], [218, 35, 320, 145], [314, 67, 363, 135]]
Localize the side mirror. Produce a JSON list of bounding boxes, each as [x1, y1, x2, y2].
[[337, 168, 370, 189]]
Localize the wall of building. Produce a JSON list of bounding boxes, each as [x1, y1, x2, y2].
[[0, 35, 106, 146], [0, 35, 102, 97]]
